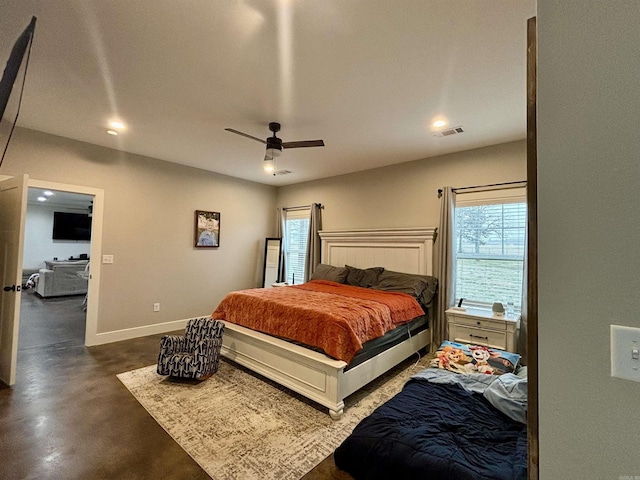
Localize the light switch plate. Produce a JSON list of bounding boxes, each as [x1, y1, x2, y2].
[[102, 254, 114, 264], [611, 324, 640, 382]]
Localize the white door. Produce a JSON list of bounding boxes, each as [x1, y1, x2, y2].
[[0, 174, 28, 386]]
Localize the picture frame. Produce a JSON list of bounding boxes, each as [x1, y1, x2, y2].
[[195, 210, 220, 248]]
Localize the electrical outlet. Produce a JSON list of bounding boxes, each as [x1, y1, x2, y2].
[[102, 254, 114, 264], [153, 303, 160, 312], [611, 324, 640, 382]]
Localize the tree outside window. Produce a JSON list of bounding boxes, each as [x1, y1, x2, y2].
[[454, 201, 526, 310]]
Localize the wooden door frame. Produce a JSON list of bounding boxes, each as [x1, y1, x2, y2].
[[526, 15, 539, 480]]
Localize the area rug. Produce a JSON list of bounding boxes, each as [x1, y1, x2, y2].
[[117, 354, 433, 480]]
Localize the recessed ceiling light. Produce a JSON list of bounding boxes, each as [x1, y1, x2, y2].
[[43, 190, 54, 196], [37, 196, 47, 202], [432, 119, 447, 128], [109, 120, 125, 130], [107, 130, 118, 136]]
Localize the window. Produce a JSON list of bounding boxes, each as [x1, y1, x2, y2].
[[284, 208, 310, 285], [453, 187, 526, 311]]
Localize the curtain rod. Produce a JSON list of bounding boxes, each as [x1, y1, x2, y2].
[[283, 203, 324, 211], [437, 180, 526, 198]]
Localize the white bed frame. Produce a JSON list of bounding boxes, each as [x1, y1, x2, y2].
[[219, 227, 437, 419]]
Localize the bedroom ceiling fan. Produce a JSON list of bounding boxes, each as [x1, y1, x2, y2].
[[225, 122, 324, 173]]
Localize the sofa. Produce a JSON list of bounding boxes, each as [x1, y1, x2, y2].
[[35, 260, 89, 298]]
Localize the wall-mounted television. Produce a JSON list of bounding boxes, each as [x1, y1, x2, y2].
[[52, 212, 91, 241]]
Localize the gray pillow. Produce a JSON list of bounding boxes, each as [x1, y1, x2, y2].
[[309, 263, 348, 283], [373, 270, 438, 305], [345, 265, 384, 288]]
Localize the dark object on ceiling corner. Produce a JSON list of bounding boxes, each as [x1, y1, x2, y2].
[[0, 16, 37, 168], [0, 16, 36, 120]]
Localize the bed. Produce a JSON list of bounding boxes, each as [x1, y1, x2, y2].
[[214, 227, 437, 419], [334, 342, 527, 480]]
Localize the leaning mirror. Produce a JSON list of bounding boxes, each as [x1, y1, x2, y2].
[[262, 237, 282, 288]]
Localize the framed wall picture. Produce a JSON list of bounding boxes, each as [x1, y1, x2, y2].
[[195, 210, 220, 248]]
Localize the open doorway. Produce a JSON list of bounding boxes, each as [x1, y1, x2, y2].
[[20, 178, 104, 352], [0, 176, 103, 385], [19, 187, 93, 350]]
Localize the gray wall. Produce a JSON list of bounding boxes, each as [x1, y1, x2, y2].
[[5, 130, 525, 339], [4, 127, 276, 334], [277, 140, 526, 230], [538, 2, 640, 477]]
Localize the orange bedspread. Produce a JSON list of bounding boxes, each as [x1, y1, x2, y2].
[[211, 280, 425, 363]]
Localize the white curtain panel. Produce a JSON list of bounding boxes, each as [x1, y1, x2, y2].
[[518, 226, 529, 363]]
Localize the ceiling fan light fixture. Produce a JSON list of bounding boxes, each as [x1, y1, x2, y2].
[[225, 121, 324, 175], [266, 137, 282, 157], [263, 156, 275, 173], [267, 146, 282, 158]]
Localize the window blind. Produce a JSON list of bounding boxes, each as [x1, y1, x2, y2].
[[284, 208, 310, 284]]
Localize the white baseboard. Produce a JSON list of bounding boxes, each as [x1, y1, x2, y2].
[[85, 316, 206, 346]]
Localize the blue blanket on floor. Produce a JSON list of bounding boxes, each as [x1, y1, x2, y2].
[[334, 370, 527, 480], [411, 368, 528, 424]]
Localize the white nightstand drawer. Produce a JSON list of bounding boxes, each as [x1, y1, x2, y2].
[[448, 314, 507, 331], [449, 324, 507, 350]]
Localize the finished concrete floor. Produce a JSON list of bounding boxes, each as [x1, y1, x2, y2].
[[0, 290, 351, 480]]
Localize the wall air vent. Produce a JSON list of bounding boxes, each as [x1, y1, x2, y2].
[[432, 126, 465, 138], [273, 170, 292, 176]]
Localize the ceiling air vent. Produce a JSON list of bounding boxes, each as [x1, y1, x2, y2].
[[273, 170, 292, 176], [432, 126, 465, 138]]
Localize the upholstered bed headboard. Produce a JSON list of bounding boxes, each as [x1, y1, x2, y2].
[[319, 228, 437, 276]]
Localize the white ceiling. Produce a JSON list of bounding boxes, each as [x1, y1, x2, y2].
[[27, 188, 92, 209], [1, 0, 536, 186]]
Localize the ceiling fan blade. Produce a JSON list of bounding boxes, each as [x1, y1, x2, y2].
[[225, 128, 266, 144], [282, 140, 325, 149]]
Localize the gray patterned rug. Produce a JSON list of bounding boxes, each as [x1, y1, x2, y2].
[[117, 355, 432, 480]]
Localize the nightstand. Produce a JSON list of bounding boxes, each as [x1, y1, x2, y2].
[[445, 308, 520, 352]]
